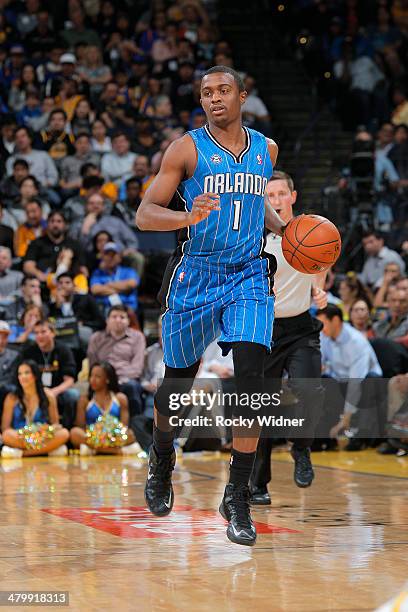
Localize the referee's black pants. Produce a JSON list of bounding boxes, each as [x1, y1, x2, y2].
[[251, 311, 324, 489]]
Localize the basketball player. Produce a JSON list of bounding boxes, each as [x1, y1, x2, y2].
[[250, 171, 327, 505], [136, 65, 286, 546]]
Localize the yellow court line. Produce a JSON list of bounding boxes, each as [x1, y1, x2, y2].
[[272, 449, 408, 479]]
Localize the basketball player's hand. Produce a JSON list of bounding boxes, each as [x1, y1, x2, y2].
[[188, 193, 220, 225], [312, 287, 327, 309]]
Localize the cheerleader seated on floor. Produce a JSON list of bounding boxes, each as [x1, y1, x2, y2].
[[1, 360, 70, 458], [70, 361, 141, 456]]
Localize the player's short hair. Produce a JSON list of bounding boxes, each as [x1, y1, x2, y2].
[[203, 65, 245, 92], [269, 171, 294, 192], [316, 304, 343, 321]]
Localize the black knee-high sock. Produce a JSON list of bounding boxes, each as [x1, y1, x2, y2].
[[153, 424, 175, 456], [229, 448, 256, 485], [153, 360, 200, 457]]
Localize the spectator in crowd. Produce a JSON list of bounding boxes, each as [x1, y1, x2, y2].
[[87, 305, 146, 415], [44, 53, 79, 99], [373, 262, 404, 308], [360, 230, 405, 289], [59, 133, 100, 198], [64, 175, 110, 230], [58, 78, 83, 123], [0, 321, 19, 408], [48, 272, 105, 352], [242, 75, 271, 133], [0, 117, 17, 168], [90, 119, 112, 154], [6, 126, 58, 190], [14, 87, 43, 130], [19, 319, 79, 429], [129, 155, 155, 197], [0, 275, 47, 325], [0, 158, 30, 208], [87, 230, 113, 274], [8, 63, 39, 112], [101, 132, 137, 185], [9, 303, 44, 344], [0, 202, 14, 254], [14, 198, 47, 258], [78, 193, 141, 271], [39, 108, 75, 163], [349, 299, 375, 339], [70, 361, 139, 455], [338, 274, 372, 321], [1, 360, 70, 458], [77, 45, 112, 102], [373, 286, 408, 346], [333, 40, 388, 129], [317, 305, 383, 450], [138, 316, 165, 450], [5, 174, 50, 231], [23, 211, 85, 287], [391, 87, 408, 126], [0, 247, 23, 299], [113, 177, 142, 227], [26, 9, 57, 59], [90, 242, 139, 314], [60, 7, 101, 49], [70, 99, 95, 137], [170, 61, 196, 113], [80, 163, 118, 201]]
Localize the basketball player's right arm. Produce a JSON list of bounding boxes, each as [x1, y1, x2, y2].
[[136, 136, 220, 231]]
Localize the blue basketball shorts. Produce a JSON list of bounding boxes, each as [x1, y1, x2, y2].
[[159, 254, 276, 368]]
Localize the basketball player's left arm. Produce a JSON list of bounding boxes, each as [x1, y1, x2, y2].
[[311, 270, 328, 309], [264, 140, 286, 235]]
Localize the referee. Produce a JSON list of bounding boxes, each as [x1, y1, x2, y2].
[[250, 171, 327, 505]]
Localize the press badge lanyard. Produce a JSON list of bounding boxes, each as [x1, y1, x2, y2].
[[41, 350, 53, 387]]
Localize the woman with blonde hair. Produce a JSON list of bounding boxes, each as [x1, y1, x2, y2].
[[77, 45, 112, 100]]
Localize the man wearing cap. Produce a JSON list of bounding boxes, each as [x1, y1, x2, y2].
[[0, 321, 19, 415], [44, 53, 81, 98], [90, 242, 139, 315]]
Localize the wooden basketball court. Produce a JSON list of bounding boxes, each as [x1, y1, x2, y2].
[[0, 450, 407, 611]]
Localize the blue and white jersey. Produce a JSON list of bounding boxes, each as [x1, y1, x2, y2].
[[175, 125, 273, 265]]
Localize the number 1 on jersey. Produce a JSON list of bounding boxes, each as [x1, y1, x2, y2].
[[232, 200, 242, 231]]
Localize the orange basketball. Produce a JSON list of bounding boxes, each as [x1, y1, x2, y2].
[[281, 214, 341, 274]]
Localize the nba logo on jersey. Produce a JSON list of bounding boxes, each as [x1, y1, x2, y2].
[[257, 154, 263, 164], [210, 153, 222, 164], [178, 271, 185, 282]]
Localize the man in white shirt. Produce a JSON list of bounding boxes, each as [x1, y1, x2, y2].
[[359, 230, 405, 288], [101, 132, 137, 186], [6, 126, 58, 188], [316, 304, 383, 450], [250, 171, 327, 505]]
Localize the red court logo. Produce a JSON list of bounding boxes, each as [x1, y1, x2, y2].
[[42, 506, 300, 539]]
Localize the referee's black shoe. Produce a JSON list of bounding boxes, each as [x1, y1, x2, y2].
[[144, 446, 176, 516], [219, 483, 257, 546], [291, 447, 314, 488], [249, 484, 271, 506]]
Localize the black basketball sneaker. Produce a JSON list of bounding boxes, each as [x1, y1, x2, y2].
[[144, 446, 176, 516], [291, 447, 314, 488], [219, 483, 257, 546]]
